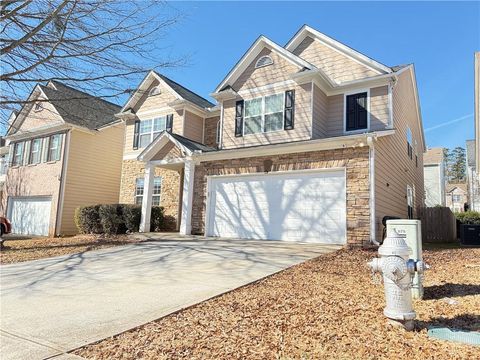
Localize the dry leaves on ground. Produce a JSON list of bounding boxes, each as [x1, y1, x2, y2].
[[0, 234, 140, 264], [76, 247, 480, 360]]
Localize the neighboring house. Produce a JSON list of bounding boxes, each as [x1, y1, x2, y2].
[[446, 184, 468, 213], [1, 81, 124, 236], [116, 25, 425, 246], [0, 137, 9, 206], [423, 148, 446, 207], [466, 139, 480, 211]]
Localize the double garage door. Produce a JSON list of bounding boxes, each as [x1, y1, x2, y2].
[[7, 197, 52, 236], [206, 169, 346, 244]]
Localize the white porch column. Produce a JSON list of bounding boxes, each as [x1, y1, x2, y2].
[[139, 164, 155, 232], [180, 160, 195, 235]]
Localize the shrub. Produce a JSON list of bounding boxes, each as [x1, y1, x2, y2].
[[150, 206, 165, 232], [98, 204, 123, 235], [74, 205, 102, 234], [455, 211, 480, 225], [122, 204, 141, 233]]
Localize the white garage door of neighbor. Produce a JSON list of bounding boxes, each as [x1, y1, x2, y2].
[[8, 197, 52, 236], [206, 169, 346, 244]]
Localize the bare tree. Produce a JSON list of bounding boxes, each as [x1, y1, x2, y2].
[[0, 0, 185, 131]]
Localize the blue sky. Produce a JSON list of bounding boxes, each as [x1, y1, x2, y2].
[[150, 1, 479, 150]]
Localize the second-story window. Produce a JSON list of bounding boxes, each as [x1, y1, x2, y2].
[[139, 116, 167, 148], [29, 138, 42, 164], [12, 142, 24, 166], [345, 92, 368, 132], [244, 93, 283, 135], [47, 134, 62, 162]]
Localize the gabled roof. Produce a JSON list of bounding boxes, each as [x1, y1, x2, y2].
[[446, 183, 467, 193], [120, 71, 214, 113], [40, 81, 121, 130], [137, 131, 216, 162], [285, 25, 392, 75], [8, 81, 121, 135], [214, 35, 318, 93]]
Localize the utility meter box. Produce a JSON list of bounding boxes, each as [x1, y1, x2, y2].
[[386, 219, 423, 299]]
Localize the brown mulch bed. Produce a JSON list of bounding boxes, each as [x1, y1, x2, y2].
[[75, 247, 480, 360], [0, 234, 142, 264]]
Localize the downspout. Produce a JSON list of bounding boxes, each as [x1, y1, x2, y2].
[[367, 134, 380, 246], [54, 130, 71, 236]]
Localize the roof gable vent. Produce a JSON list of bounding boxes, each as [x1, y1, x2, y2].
[[149, 86, 161, 96], [255, 55, 273, 69]]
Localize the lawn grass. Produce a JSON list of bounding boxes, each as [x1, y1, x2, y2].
[[75, 247, 480, 359]]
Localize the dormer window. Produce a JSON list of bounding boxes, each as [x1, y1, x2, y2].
[[255, 55, 273, 69], [149, 86, 161, 96]]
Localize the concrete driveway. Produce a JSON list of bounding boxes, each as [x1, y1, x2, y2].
[[0, 236, 340, 360]]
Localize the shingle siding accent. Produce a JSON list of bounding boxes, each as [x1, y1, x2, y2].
[[191, 147, 371, 247]]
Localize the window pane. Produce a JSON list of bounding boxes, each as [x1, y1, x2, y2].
[[135, 196, 143, 205], [139, 120, 152, 134], [153, 177, 162, 195], [245, 98, 262, 117], [244, 116, 262, 135], [31, 139, 41, 164], [139, 134, 151, 148], [135, 178, 144, 196], [265, 94, 283, 114], [152, 196, 160, 206], [153, 117, 166, 132], [48, 135, 61, 161], [264, 113, 283, 132]]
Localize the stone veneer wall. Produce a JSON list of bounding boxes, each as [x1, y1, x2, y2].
[[191, 147, 371, 246], [119, 160, 181, 229]]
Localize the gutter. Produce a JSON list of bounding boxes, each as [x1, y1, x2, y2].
[[367, 135, 380, 246], [54, 130, 71, 236]]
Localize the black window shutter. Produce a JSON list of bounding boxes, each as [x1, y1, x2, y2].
[[346, 92, 367, 131], [284, 90, 295, 130], [166, 114, 173, 133], [235, 100, 244, 137], [133, 120, 140, 150]]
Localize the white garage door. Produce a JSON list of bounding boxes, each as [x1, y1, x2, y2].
[[206, 169, 346, 244], [8, 197, 52, 236]]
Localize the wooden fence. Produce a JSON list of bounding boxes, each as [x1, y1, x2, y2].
[[417, 207, 457, 243]]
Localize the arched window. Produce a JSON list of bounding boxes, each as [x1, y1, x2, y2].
[[149, 86, 161, 96], [255, 55, 273, 68]]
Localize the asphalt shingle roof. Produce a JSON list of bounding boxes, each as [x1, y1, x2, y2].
[[170, 132, 216, 152], [40, 81, 121, 130], [158, 74, 215, 109]]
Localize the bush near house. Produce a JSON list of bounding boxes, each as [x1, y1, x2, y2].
[[75, 204, 168, 234], [455, 211, 480, 225]]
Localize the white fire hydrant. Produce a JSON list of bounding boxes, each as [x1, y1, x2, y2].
[[368, 229, 425, 331]]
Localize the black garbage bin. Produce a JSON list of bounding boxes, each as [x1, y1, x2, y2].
[[459, 224, 480, 245]]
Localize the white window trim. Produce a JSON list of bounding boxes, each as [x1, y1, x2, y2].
[[135, 176, 162, 206], [29, 138, 42, 164], [47, 134, 62, 162], [12, 142, 24, 166], [343, 88, 370, 134], [139, 116, 167, 148], [255, 55, 273, 69], [243, 93, 284, 136]]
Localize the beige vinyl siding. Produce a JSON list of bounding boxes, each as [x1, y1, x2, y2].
[[232, 48, 301, 91], [133, 80, 178, 114], [183, 110, 204, 143], [60, 124, 124, 234], [16, 98, 63, 133], [370, 86, 389, 131], [325, 86, 389, 137], [123, 109, 184, 158], [204, 116, 220, 148], [312, 84, 328, 139], [374, 67, 424, 241], [292, 36, 379, 83], [326, 94, 344, 136], [221, 83, 312, 149]]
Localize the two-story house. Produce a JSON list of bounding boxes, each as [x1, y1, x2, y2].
[[1, 81, 124, 236], [423, 147, 446, 207], [446, 183, 468, 213], [117, 25, 425, 246]]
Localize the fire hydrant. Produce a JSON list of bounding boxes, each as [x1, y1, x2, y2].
[[368, 229, 425, 331]]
